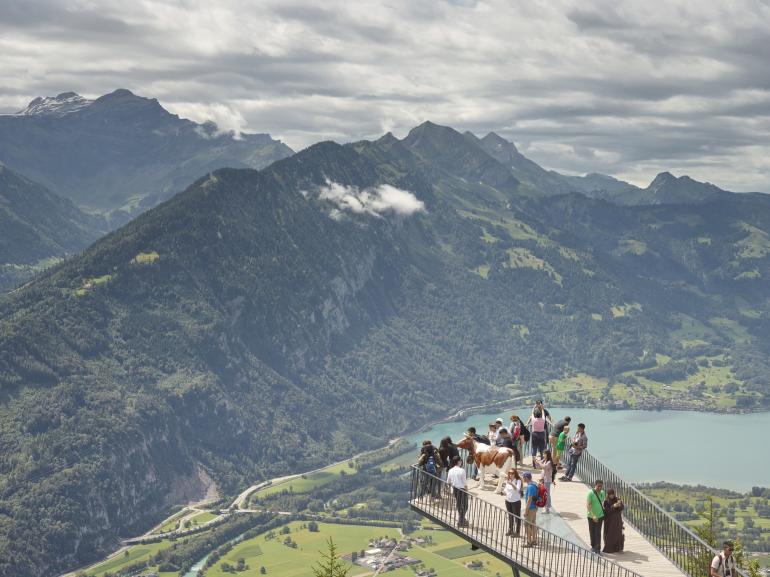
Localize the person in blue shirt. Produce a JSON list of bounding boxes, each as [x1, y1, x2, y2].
[[522, 471, 538, 547]]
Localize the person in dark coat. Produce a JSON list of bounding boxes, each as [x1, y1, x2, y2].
[[602, 489, 625, 553], [438, 436, 460, 481]]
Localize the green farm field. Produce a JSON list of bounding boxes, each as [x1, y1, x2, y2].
[[81, 539, 176, 577], [205, 521, 514, 577]]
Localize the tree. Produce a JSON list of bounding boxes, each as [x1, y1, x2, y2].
[[260, 567, 267, 575], [312, 538, 350, 577], [308, 520, 319, 532]]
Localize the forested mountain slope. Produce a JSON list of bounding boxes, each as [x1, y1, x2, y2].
[[0, 164, 106, 290], [1, 122, 770, 577]]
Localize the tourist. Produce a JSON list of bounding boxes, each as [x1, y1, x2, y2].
[[446, 456, 469, 527], [550, 416, 571, 461], [710, 541, 738, 577], [555, 425, 569, 469], [503, 468, 523, 537], [527, 400, 553, 446], [496, 427, 513, 449], [417, 440, 443, 498], [560, 423, 587, 481], [529, 409, 547, 463], [522, 471, 538, 547], [438, 437, 460, 482], [602, 489, 625, 553], [536, 449, 556, 513], [488, 421, 499, 445], [467, 426, 490, 445], [466, 426, 488, 480], [587, 479, 606, 554], [509, 414, 527, 465]]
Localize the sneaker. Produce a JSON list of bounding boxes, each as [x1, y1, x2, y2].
[[505, 531, 512, 536], [559, 476, 568, 481], [544, 508, 551, 514], [522, 544, 533, 548]]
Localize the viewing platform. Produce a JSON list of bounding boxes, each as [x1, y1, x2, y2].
[[409, 447, 737, 577]]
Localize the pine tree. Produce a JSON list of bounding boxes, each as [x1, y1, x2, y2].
[[312, 538, 349, 577]]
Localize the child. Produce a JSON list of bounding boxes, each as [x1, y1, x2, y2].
[[555, 425, 569, 469]]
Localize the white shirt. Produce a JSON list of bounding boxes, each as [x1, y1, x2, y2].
[[504, 479, 522, 503], [711, 554, 736, 576], [446, 466, 467, 490]]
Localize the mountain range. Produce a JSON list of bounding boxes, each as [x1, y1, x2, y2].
[[0, 89, 293, 215], [1, 113, 770, 577]]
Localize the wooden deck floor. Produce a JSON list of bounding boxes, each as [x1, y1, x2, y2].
[[459, 456, 687, 577]]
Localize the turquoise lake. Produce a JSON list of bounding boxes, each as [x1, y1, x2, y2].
[[406, 407, 770, 492]]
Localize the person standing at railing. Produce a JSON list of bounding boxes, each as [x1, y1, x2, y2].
[[602, 488, 624, 553], [417, 440, 444, 499], [438, 437, 459, 482], [555, 425, 569, 470], [560, 423, 587, 482], [710, 541, 737, 577], [522, 471, 538, 548], [550, 416, 571, 467], [529, 409, 547, 463], [509, 415, 526, 466], [504, 468, 523, 538], [446, 456, 469, 528], [587, 479, 606, 555]]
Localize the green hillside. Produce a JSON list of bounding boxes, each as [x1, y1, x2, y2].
[[1, 123, 770, 577]]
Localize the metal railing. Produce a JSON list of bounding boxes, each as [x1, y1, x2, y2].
[[574, 449, 748, 577], [409, 465, 643, 577]]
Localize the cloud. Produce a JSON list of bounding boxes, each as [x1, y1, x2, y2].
[[315, 180, 425, 218], [167, 101, 247, 139], [0, 0, 769, 190]]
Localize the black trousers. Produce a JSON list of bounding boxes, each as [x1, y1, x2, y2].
[[588, 517, 604, 552], [505, 500, 522, 534], [453, 487, 468, 524]]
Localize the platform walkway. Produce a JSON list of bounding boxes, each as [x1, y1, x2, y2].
[[409, 450, 704, 577]]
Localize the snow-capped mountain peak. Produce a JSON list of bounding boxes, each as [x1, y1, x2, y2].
[[17, 92, 93, 117]]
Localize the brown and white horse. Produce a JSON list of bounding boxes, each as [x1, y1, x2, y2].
[[457, 435, 514, 492]]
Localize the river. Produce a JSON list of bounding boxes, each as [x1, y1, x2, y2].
[[405, 406, 770, 492]]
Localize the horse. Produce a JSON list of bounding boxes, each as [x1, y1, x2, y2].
[[456, 435, 514, 492]]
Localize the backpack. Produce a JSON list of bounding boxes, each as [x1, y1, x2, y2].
[[426, 453, 437, 475], [536, 485, 549, 508], [715, 554, 735, 576], [519, 425, 531, 442]]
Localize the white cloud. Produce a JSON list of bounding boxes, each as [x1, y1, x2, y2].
[[315, 180, 425, 218], [165, 101, 247, 139]]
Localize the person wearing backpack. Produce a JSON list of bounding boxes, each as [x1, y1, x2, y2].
[[509, 415, 527, 466], [417, 440, 443, 498], [710, 541, 738, 577], [535, 449, 556, 513], [522, 471, 538, 548], [586, 479, 606, 554]]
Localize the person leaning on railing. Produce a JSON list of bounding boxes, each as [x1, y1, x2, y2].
[[560, 423, 587, 482]]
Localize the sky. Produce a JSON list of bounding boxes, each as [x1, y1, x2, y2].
[[1, 0, 770, 191]]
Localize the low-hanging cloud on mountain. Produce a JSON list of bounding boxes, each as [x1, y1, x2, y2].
[[314, 180, 425, 218]]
